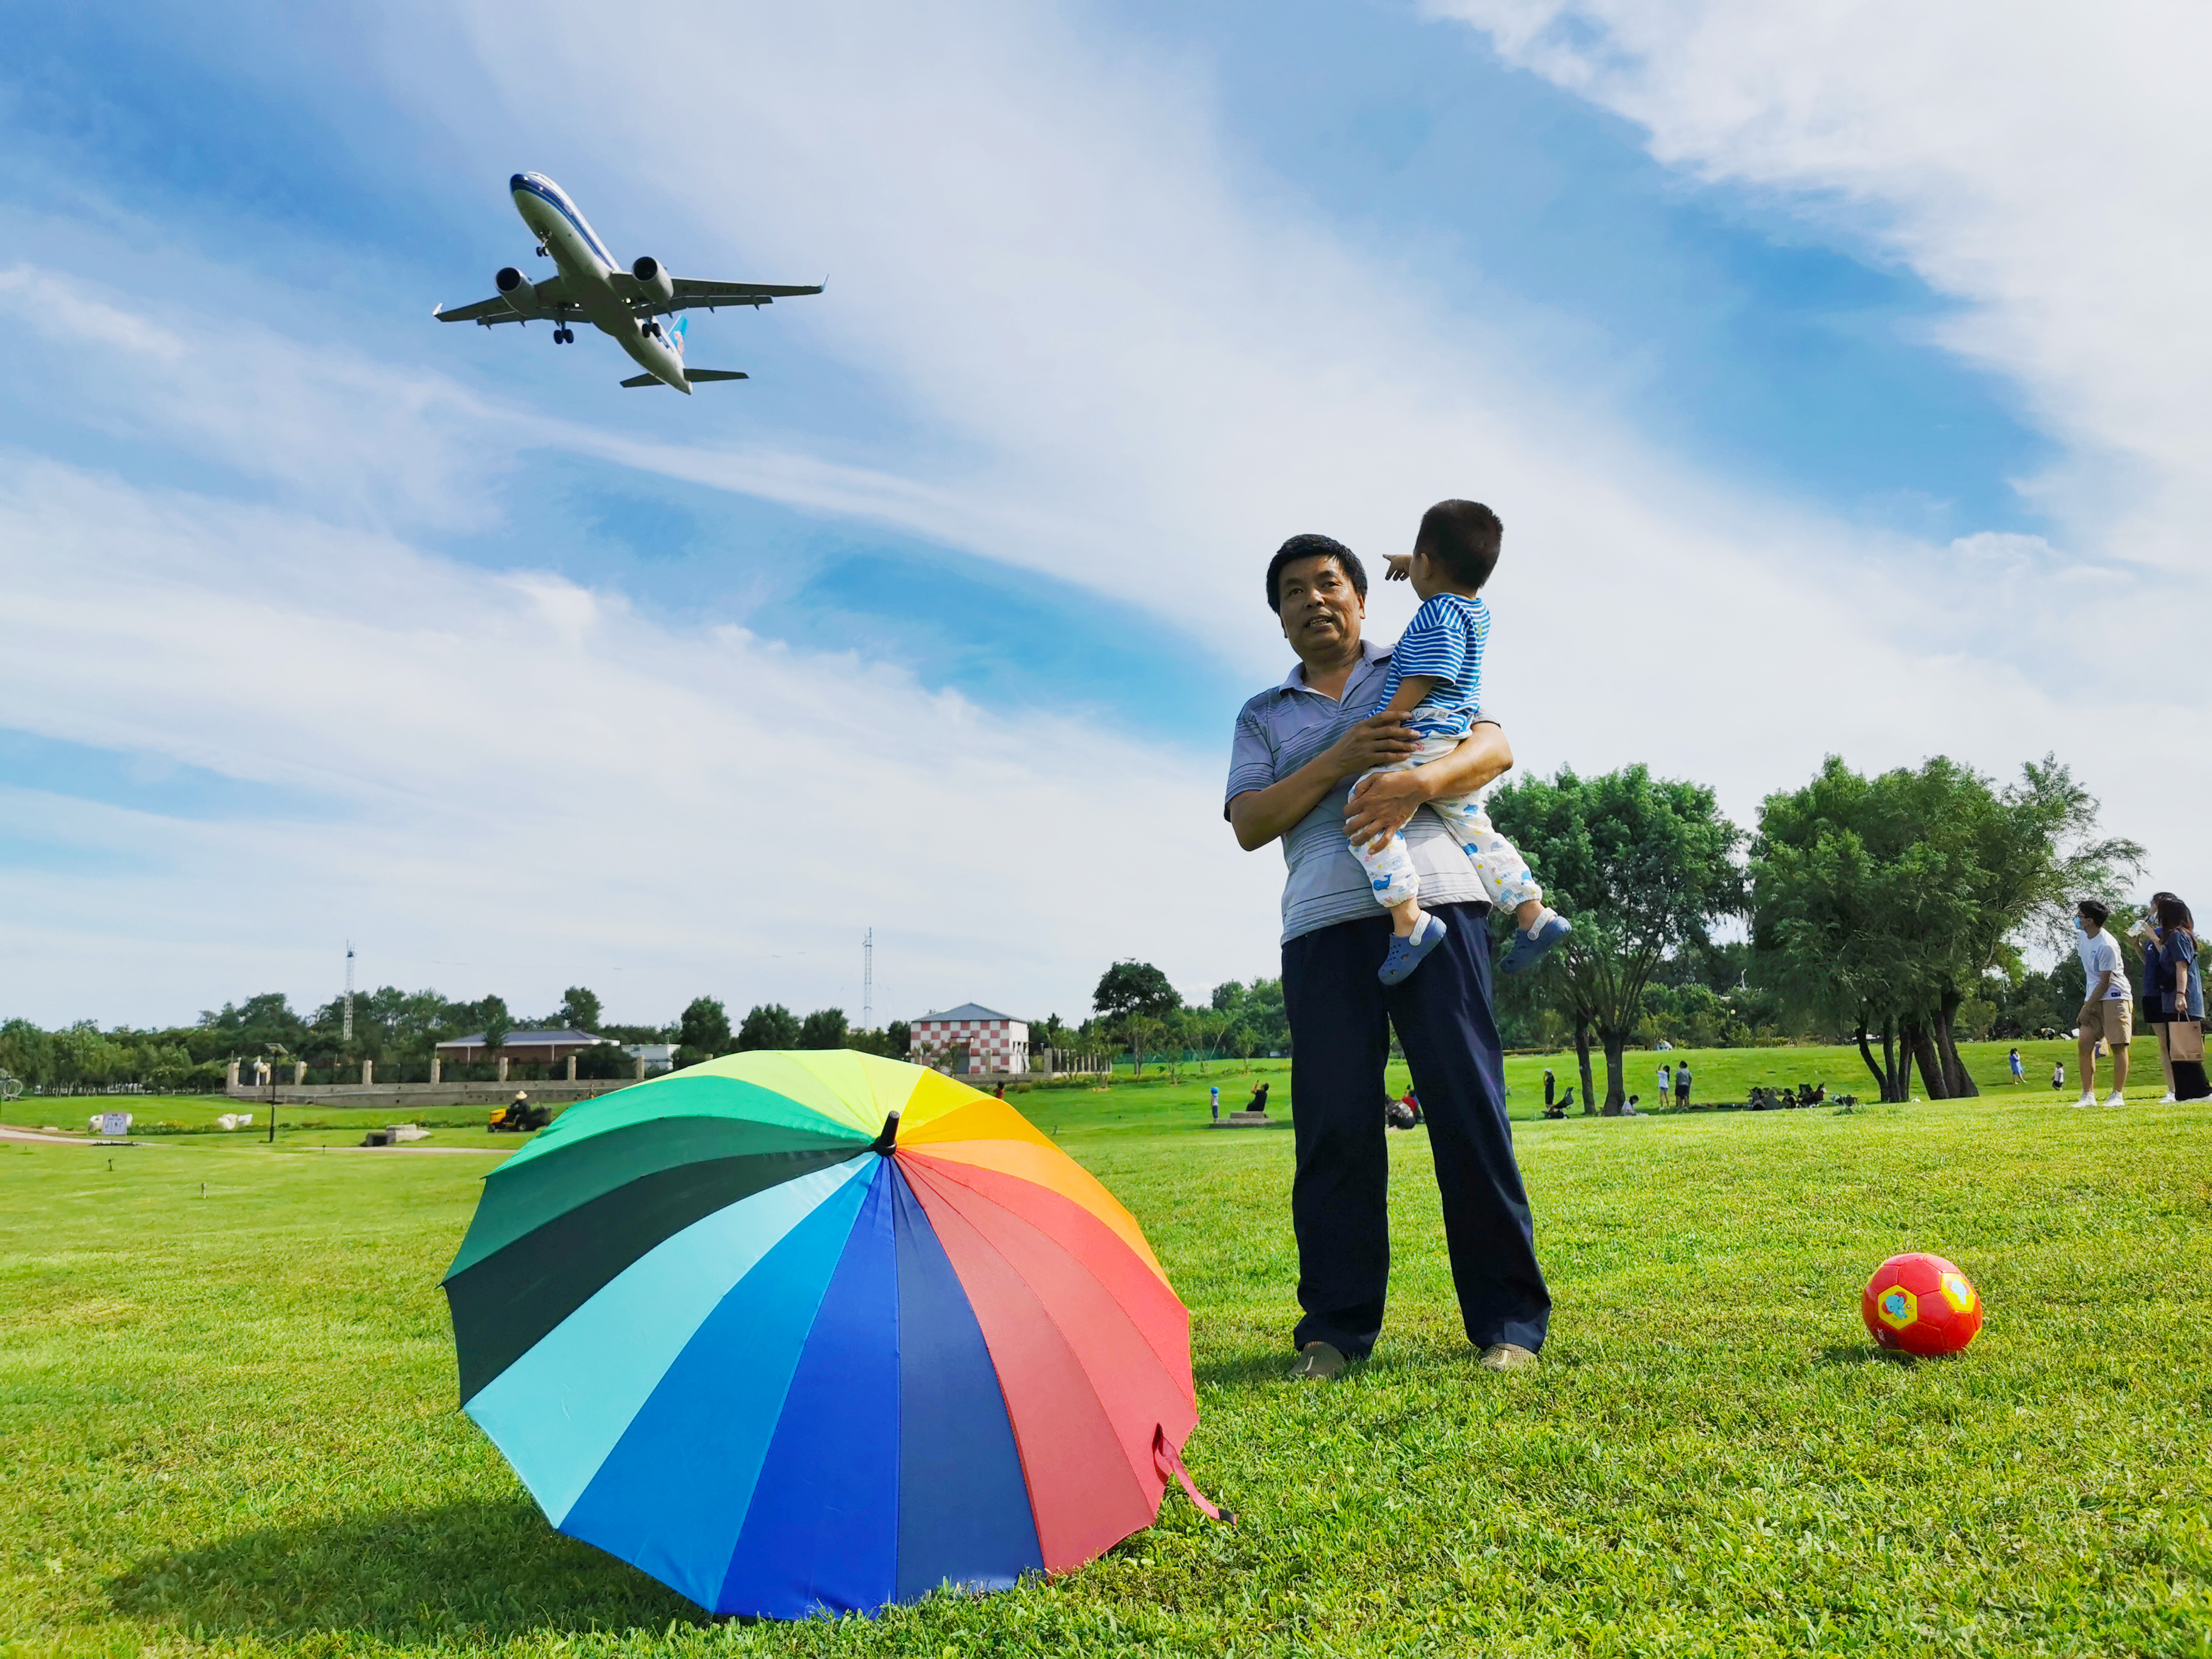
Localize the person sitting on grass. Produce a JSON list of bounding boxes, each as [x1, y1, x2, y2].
[[1349, 501, 1572, 985]]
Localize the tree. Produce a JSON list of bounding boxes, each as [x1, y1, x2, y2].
[[1754, 756, 2139, 1101], [680, 996, 735, 1060], [886, 1019, 911, 1059], [558, 986, 603, 1031], [477, 996, 513, 1054], [1189, 1009, 1230, 1072], [1093, 961, 1181, 1022], [1488, 766, 1746, 1113], [1121, 1013, 1167, 1079], [1209, 978, 1290, 1056], [1229, 1023, 1258, 1072], [732, 1002, 794, 1051], [798, 1008, 849, 1050]]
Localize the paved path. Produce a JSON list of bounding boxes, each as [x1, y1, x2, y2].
[[2, 1125, 505, 1155]]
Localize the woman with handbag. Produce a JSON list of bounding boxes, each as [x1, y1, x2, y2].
[[2151, 894, 2207, 1102], [2139, 897, 2178, 1098]]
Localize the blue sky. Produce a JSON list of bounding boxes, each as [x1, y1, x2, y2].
[[1, 0, 2196, 1026]]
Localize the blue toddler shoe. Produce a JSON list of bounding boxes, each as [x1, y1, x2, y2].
[[1378, 913, 1446, 985], [1500, 909, 1572, 975]]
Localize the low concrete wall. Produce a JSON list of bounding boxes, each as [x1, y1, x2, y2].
[[224, 1079, 643, 1109]]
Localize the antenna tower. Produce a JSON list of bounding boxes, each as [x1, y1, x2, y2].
[[343, 941, 355, 1043], [863, 928, 873, 1032]]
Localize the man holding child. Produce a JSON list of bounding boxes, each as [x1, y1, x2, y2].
[[1224, 509, 1552, 1381]]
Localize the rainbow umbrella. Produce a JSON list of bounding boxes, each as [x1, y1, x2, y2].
[[442, 1051, 1199, 1619]]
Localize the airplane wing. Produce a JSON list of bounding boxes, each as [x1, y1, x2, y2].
[[434, 272, 577, 325], [435, 295, 523, 324], [636, 276, 826, 316]]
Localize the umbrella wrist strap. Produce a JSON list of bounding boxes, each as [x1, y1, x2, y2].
[[1153, 1426, 1233, 1524]]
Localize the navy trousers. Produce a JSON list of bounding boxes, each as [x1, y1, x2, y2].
[[1282, 902, 1551, 1359]]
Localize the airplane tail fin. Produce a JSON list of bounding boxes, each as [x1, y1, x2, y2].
[[669, 313, 688, 360]]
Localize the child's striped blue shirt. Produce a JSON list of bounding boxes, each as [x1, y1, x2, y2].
[[1372, 593, 1488, 737]]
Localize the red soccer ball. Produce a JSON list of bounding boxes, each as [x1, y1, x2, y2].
[[1862, 1252, 1983, 1355]]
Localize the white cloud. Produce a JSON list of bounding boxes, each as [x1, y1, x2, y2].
[[0, 454, 1282, 1025], [1427, 0, 2212, 569]]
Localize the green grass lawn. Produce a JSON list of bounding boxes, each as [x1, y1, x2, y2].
[[5, 1059, 2209, 1656]]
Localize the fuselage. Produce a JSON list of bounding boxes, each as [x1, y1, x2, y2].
[[510, 172, 689, 392]]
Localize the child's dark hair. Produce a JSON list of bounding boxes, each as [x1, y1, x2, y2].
[[2153, 892, 2195, 937], [1416, 500, 1504, 591], [1265, 534, 1367, 612], [2077, 897, 2111, 925]]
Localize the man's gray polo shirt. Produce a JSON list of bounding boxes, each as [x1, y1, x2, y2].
[[1225, 637, 1494, 945]]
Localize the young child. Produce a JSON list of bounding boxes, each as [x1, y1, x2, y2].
[[1352, 498, 1572, 985]]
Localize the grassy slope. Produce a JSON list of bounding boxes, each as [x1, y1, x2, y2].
[[3, 1064, 2208, 1657]]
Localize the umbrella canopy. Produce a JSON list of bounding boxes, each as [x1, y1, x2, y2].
[[443, 1051, 1197, 1619]]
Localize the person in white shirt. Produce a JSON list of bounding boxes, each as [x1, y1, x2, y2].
[[1657, 1062, 1672, 1104], [2073, 898, 2133, 1107]]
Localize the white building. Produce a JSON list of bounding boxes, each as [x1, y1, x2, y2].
[[910, 1004, 1029, 1076]]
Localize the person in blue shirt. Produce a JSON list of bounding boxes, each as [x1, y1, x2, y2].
[[2145, 892, 2205, 1102], [1350, 501, 1572, 985]]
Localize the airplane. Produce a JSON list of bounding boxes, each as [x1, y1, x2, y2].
[[434, 172, 822, 394]]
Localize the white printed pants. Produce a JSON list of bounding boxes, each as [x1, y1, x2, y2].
[[1350, 735, 1544, 915]]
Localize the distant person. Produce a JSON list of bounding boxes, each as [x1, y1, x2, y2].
[[1210, 1084, 1222, 1122], [1674, 1062, 1692, 1108], [1623, 1093, 1640, 1117], [1246, 1082, 1270, 1115], [2051, 1058, 2065, 1091], [1657, 1062, 1672, 1104], [2148, 893, 2207, 1102], [1543, 1068, 1556, 1110], [2072, 898, 2132, 1107], [2008, 1047, 2024, 1085]]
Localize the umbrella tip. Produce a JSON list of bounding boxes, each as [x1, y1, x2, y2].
[[871, 1108, 901, 1153]]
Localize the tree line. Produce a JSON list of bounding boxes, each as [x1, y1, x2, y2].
[[1, 751, 2130, 1102], [1485, 753, 2137, 1114], [0, 984, 914, 1093]]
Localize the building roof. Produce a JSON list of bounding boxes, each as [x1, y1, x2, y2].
[[435, 1028, 605, 1051], [917, 1004, 1019, 1024]]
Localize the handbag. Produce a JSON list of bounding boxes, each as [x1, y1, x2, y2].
[[2168, 1019, 2206, 1064]]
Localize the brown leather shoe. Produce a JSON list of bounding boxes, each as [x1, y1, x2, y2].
[[1285, 1340, 1349, 1382], [1477, 1342, 1540, 1372]]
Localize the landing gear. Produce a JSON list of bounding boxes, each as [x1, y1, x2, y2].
[[642, 320, 663, 341], [552, 326, 573, 344], [535, 244, 549, 258]]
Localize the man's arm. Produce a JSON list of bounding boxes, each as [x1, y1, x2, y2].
[[1343, 720, 1512, 853], [1227, 711, 1423, 852]]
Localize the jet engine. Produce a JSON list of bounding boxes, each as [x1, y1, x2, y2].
[[630, 255, 675, 307], [495, 266, 541, 318]]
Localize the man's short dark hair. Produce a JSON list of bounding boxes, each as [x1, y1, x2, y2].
[[1266, 534, 1367, 612], [1415, 500, 1504, 591], [2077, 897, 2111, 925]]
